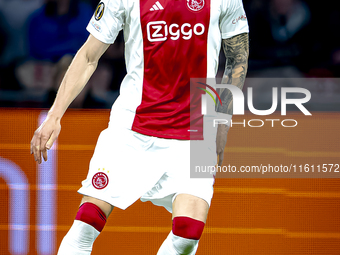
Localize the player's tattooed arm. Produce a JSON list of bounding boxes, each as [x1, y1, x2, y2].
[[215, 33, 249, 166], [216, 32, 249, 115]]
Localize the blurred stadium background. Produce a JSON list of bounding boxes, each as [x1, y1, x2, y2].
[[0, 0, 339, 254]]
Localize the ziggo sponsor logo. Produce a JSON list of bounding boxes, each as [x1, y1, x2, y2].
[[147, 21, 205, 42]]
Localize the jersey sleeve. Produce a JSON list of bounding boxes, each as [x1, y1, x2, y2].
[[86, 0, 125, 44], [219, 0, 249, 39]]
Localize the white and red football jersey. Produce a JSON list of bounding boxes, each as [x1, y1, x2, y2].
[[87, 0, 249, 139]]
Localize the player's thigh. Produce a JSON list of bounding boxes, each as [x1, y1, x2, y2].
[[80, 195, 114, 218], [172, 194, 209, 223]]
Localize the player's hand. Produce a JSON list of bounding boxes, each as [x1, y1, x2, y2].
[[216, 124, 230, 166], [30, 115, 61, 164]]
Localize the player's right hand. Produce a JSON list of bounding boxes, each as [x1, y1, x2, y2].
[[30, 115, 61, 164]]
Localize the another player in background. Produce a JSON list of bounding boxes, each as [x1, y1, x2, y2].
[[31, 0, 249, 254]]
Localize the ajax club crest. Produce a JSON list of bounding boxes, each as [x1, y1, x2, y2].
[[187, 0, 205, 12], [92, 172, 109, 189]]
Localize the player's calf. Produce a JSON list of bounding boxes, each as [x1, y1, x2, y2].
[[57, 202, 107, 255], [158, 216, 205, 255]]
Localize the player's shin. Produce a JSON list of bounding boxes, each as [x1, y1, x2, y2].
[[157, 216, 205, 255], [57, 202, 107, 255]]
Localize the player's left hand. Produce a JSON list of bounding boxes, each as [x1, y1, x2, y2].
[[216, 124, 230, 166]]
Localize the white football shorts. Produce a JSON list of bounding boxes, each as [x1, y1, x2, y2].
[[78, 112, 217, 213]]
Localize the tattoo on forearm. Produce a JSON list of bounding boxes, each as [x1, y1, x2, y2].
[[216, 33, 249, 115]]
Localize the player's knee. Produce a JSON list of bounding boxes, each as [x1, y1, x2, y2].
[[75, 202, 107, 232], [172, 216, 205, 240]]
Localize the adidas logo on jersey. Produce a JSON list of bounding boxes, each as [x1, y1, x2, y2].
[[150, 1, 164, 11]]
